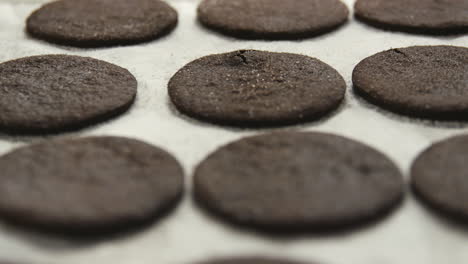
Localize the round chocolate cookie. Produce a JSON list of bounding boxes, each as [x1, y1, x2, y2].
[[194, 257, 314, 264], [354, 0, 468, 35], [0, 136, 184, 233], [194, 132, 404, 230], [353, 45, 468, 120], [197, 0, 349, 39], [0, 55, 137, 134], [27, 0, 178, 47], [412, 135, 468, 222], [169, 50, 346, 127]]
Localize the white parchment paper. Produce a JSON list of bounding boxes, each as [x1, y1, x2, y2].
[[0, 0, 467, 263]]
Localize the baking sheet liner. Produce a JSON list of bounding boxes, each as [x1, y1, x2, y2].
[[0, 0, 467, 263]]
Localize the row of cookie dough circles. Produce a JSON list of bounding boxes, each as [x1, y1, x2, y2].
[[0, 131, 467, 263], [0, 45, 465, 134], [1, 256, 325, 264], [26, 0, 468, 48]]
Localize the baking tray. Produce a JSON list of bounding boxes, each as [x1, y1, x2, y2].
[[0, 0, 467, 263]]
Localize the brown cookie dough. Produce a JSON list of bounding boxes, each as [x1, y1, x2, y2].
[[194, 257, 316, 264], [0, 136, 184, 233], [27, 0, 178, 47], [354, 0, 468, 35], [412, 134, 468, 222], [0, 55, 137, 134], [169, 50, 346, 127], [352, 45, 468, 120], [197, 0, 349, 39], [194, 132, 404, 231]]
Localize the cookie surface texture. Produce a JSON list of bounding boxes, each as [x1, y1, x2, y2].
[[0, 136, 184, 233], [27, 0, 178, 47], [412, 134, 468, 222], [353, 45, 468, 120], [197, 0, 349, 39], [194, 132, 404, 230], [169, 50, 346, 127], [354, 0, 468, 34], [0, 55, 137, 133]]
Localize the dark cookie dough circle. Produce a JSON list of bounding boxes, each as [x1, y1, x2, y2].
[[354, 0, 468, 35], [194, 132, 404, 230], [197, 0, 349, 39], [169, 50, 346, 127], [0, 55, 137, 133], [195, 257, 315, 264], [27, 0, 178, 47], [353, 45, 468, 120], [0, 136, 184, 233], [412, 135, 468, 222]]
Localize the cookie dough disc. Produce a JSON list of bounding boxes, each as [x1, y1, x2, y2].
[[412, 135, 468, 222], [27, 0, 178, 47], [0, 136, 184, 233], [194, 132, 404, 230], [353, 45, 468, 120], [195, 257, 315, 264], [0, 55, 137, 133], [197, 0, 349, 39], [354, 0, 468, 35], [169, 50, 346, 127]]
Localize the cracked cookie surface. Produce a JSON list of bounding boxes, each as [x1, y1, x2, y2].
[[168, 50, 346, 127], [352, 45, 468, 120], [0, 136, 184, 233]]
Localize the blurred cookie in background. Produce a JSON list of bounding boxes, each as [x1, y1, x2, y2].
[[198, 0, 349, 39], [27, 0, 178, 47], [355, 0, 468, 35]]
